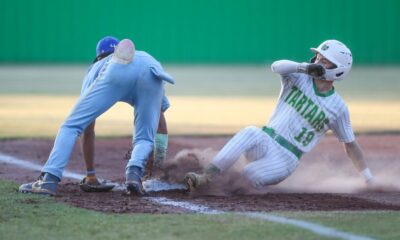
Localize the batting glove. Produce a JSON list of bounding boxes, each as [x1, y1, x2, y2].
[[297, 63, 326, 78]]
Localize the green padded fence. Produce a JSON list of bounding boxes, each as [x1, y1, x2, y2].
[[1, 0, 399, 63]]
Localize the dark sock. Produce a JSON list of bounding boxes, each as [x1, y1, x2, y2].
[[43, 172, 61, 182], [204, 164, 221, 175], [41, 172, 60, 192], [126, 166, 143, 181]]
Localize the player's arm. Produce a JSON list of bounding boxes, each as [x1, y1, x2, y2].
[[344, 141, 374, 183], [144, 94, 170, 177], [143, 110, 168, 177], [331, 107, 380, 189], [157, 110, 168, 134], [271, 60, 325, 78], [79, 69, 98, 182], [154, 110, 168, 166], [79, 120, 115, 192], [153, 94, 170, 167], [81, 121, 96, 178], [345, 140, 395, 192]]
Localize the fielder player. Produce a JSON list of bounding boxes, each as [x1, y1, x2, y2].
[[19, 37, 175, 196], [78, 37, 171, 192], [185, 40, 378, 191]]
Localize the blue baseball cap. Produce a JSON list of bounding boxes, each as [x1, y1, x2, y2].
[[93, 36, 119, 62]]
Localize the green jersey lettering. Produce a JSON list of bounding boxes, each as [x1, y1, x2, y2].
[[311, 111, 326, 128], [295, 95, 308, 112], [294, 127, 315, 146], [283, 85, 329, 133], [284, 86, 299, 102], [287, 90, 302, 107], [304, 105, 318, 122], [301, 99, 314, 116]]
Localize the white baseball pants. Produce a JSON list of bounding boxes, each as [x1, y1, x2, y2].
[[211, 126, 299, 188]]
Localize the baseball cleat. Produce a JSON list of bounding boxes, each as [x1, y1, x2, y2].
[[124, 166, 147, 196], [112, 39, 135, 64], [124, 181, 147, 197], [184, 172, 209, 191], [19, 174, 58, 196]]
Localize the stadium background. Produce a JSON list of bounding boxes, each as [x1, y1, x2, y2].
[[1, 1, 400, 240], [1, 0, 399, 64], [0, 0, 399, 138]]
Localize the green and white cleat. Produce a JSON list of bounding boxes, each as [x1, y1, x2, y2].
[[184, 172, 210, 192]]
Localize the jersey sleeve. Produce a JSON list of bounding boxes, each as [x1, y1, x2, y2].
[[330, 106, 355, 143], [271, 60, 302, 85], [150, 64, 175, 84], [161, 95, 170, 112]]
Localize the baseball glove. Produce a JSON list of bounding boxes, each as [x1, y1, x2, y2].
[[79, 176, 115, 192]]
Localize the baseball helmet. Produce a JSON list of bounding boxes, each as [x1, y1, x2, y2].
[[93, 36, 119, 62], [310, 40, 353, 81]]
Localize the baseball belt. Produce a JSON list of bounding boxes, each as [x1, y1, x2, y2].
[[262, 127, 303, 159]]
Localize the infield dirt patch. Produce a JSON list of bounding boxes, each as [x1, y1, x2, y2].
[[1, 134, 399, 213]]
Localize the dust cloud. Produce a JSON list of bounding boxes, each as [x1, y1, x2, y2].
[[158, 148, 399, 196]]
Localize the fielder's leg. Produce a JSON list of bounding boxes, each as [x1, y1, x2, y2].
[[125, 66, 163, 196], [20, 41, 135, 195]]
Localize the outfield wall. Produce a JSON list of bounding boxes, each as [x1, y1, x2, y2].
[[1, 0, 399, 63]]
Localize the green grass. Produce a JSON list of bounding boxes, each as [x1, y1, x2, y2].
[[0, 181, 322, 240], [280, 211, 400, 240], [1, 180, 399, 240]]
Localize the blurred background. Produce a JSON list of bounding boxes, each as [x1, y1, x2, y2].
[[0, 0, 399, 137]]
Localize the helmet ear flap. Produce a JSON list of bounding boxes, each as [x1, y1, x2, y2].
[[310, 55, 317, 63]]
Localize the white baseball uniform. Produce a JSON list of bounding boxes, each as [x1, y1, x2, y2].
[[211, 60, 355, 187]]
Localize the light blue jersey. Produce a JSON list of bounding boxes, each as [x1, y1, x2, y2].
[[42, 51, 174, 179]]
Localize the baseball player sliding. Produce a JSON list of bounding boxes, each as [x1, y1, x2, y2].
[[185, 40, 381, 191], [19, 37, 175, 196]]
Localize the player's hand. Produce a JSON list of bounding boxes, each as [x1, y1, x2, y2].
[[307, 64, 325, 78], [364, 178, 398, 193], [297, 63, 325, 78]]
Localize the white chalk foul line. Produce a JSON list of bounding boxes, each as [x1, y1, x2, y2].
[[147, 196, 223, 214], [0, 152, 375, 240], [0, 152, 85, 179], [239, 212, 375, 240]]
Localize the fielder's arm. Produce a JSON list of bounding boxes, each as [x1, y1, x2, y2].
[[81, 121, 96, 176], [78, 120, 115, 192], [144, 110, 168, 177], [157, 111, 168, 134], [154, 111, 168, 165]]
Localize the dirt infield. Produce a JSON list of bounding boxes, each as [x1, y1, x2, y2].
[[1, 134, 400, 213]]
